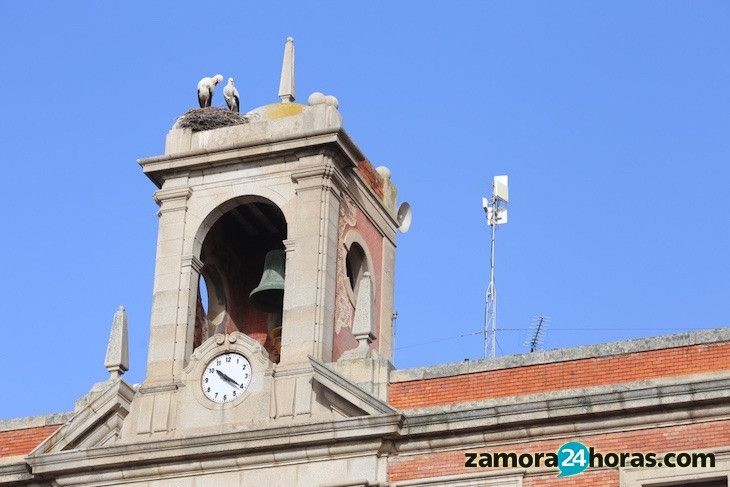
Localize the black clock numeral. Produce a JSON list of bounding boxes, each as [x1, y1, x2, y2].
[[216, 359, 221, 366], [209, 368, 215, 374], [244, 373, 249, 378], [223, 395, 227, 401], [233, 390, 237, 396], [225, 356, 231, 363], [236, 358, 239, 364], [207, 387, 210, 392], [205, 378, 208, 383], [215, 392, 218, 398], [242, 364, 247, 369]]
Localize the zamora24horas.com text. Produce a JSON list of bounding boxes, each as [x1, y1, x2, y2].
[[465, 441, 716, 478]]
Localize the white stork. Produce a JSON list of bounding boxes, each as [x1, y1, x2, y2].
[[224, 78, 240, 112], [197, 74, 223, 108]]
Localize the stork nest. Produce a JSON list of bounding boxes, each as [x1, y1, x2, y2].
[[175, 107, 249, 132]]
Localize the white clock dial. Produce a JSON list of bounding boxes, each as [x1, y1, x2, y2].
[[201, 352, 252, 403]]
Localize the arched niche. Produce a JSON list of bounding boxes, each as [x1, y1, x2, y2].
[[192, 196, 287, 363], [342, 229, 377, 304]]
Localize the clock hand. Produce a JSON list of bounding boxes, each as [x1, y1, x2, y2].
[[215, 369, 240, 387]]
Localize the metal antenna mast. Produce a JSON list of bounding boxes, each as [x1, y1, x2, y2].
[[527, 315, 549, 353], [482, 175, 509, 359]]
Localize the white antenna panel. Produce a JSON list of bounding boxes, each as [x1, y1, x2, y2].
[[493, 175, 509, 202], [487, 206, 508, 225], [496, 208, 508, 224]]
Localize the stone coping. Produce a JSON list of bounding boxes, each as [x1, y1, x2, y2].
[[391, 327, 730, 382], [0, 412, 72, 432]]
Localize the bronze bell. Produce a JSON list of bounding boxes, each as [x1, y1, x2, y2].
[[249, 249, 286, 313]]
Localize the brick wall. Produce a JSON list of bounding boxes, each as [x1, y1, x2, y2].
[[390, 342, 730, 409], [0, 424, 60, 458], [388, 420, 730, 483], [333, 198, 385, 360]]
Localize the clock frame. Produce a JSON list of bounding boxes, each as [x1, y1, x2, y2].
[[201, 352, 253, 403], [183, 332, 273, 412]]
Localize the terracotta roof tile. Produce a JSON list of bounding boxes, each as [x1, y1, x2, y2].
[[0, 425, 61, 458]]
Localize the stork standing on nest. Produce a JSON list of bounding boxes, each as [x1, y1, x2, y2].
[[223, 78, 240, 112], [197, 74, 223, 108]]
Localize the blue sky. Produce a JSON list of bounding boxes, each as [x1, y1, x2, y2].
[[0, 2, 728, 418]]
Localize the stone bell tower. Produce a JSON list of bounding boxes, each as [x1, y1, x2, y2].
[[120, 38, 402, 441]]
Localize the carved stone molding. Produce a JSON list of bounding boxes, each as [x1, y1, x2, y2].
[[154, 187, 192, 206], [180, 255, 203, 273]]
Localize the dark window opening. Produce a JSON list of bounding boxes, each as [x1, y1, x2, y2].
[[345, 242, 367, 294]]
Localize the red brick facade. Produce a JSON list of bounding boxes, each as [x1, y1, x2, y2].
[[388, 420, 730, 483], [390, 342, 730, 409], [0, 425, 60, 458]]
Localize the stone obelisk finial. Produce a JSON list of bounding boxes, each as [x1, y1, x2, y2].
[[278, 36, 296, 103], [104, 306, 129, 379]]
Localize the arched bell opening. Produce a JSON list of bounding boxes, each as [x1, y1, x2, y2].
[[193, 199, 287, 363]]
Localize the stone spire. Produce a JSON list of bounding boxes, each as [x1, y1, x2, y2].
[[104, 306, 129, 379], [278, 37, 295, 103], [352, 272, 376, 352]]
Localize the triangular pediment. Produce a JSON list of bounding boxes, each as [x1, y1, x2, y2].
[[30, 379, 135, 455], [309, 357, 396, 417]]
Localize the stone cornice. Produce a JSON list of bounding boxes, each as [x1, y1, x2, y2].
[[26, 414, 402, 477], [398, 409, 730, 458], [396, 373, 730, 453], [139, 128, 398, 238], [53, 439, 388, 486], [0, 460, 32, 485], [140, 130, 348, 188]]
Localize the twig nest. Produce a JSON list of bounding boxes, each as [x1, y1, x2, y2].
[[175, 107, 249, 132]]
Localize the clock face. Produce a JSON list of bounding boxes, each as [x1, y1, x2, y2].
[[201, 352, 252, 403]]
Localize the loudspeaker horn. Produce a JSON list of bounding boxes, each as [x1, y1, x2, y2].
[[396, 202, 412, 233]]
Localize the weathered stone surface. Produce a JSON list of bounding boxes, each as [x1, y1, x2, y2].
[[351, 272, 375, 348], [104, 306, 129, 378]]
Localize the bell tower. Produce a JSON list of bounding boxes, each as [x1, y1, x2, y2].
[[121, 38, 402, 440]]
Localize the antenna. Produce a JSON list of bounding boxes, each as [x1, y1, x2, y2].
[[482, 175, 509, 359], [526, 316, 549, 353]]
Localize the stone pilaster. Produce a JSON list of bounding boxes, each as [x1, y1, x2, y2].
[[145, 185, 193, 385], [280, 155, 344, 366]]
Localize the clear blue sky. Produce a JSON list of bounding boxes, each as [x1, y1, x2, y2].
[[0, 2, 728, 419]]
